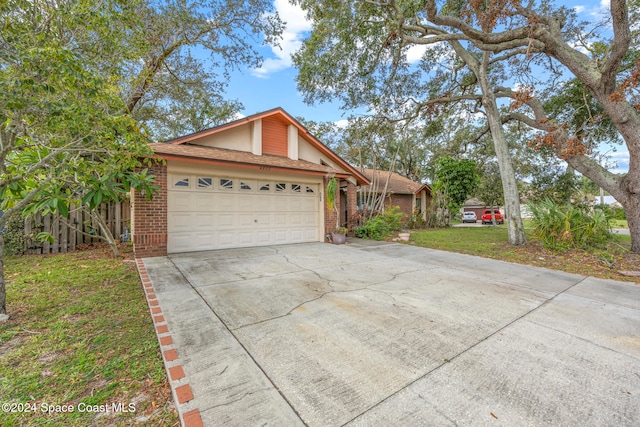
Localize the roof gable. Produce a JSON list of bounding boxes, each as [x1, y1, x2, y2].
[[160, 107, 368, 185], [360, 169, 431, 195]]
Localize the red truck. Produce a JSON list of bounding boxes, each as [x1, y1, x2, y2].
[[481, 209, 504, 225]]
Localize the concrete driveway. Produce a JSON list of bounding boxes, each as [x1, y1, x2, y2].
[[140, 241, 640, 426]]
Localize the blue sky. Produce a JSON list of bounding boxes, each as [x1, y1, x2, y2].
[[221, 0, 629, 173]]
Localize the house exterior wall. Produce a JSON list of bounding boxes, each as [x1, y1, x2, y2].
[[193, 124, 251, 152], [386, 193, 414, 224], [323, 176, 339, 236], [132, 163, 168, 258], [346, 181, 357, 232], [262, 116, 288, 157]]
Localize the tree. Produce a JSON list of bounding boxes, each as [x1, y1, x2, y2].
[[293, 0, 527, 245], [433, 156, 480, 225], [294, 0, 640, 253], [0, 0, 282, 319], [405, 0, 640, 251], [475, 161, 505, 224]]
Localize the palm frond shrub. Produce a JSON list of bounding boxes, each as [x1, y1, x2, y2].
[[528, 198, 613, 251]]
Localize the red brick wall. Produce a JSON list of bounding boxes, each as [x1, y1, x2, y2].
[[324, 176, 340, 236], [386, 194, 414, 225], [346, 181, 357, 233], [132, 163, 168, 257]]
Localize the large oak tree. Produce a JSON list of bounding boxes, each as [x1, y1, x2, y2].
[[0, 0, 282, 319]]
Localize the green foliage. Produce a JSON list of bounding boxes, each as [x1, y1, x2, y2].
[[326, 177, 338, 210], [527, 166, 578, 205], [2, 213, 26, 256], [408, 207, 427, 229], [528, 199, 613, 252], [433, 156, 480, 215], [355, 206, 405, 240]]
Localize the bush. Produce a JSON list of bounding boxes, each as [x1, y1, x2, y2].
[[528, 199, 612, 252], [355, 206, 405, 240], [3, 213, 26, 256]]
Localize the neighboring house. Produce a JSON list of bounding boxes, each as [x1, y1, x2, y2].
[[358, 169, 432, 223], [131, 108, 369, 257], [461, 197, 487, 219]]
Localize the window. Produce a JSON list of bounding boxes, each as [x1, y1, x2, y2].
[[173, 176, 189, 188], [259, 183, 271, 191], [276, 183, 286, 192], [220, 178, 233, 190], [305, 186, 315, 194], [240, 181, 252, 190], [198, 177, 212, 189], [416, 198, 422, 213], [292, 184, 301, 193]]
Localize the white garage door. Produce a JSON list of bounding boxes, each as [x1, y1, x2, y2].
[[167, 174, 320, 253]]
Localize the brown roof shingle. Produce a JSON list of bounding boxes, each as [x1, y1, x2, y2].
[[150, 143, 344, 175], [359, 169, 430, 195]]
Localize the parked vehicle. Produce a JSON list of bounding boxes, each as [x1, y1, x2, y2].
[[462, 211, 477, 223], [481, 209, 504, 225]]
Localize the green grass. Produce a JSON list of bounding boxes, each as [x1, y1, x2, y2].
[[410, 226, 513, 257], [610, 219, 629, 228], [0, 248, 178, 426], [408, 225, 637, 281]]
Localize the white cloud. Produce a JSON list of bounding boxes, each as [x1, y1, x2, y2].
[[574, 5, 586, 13], [608, 150, 630, 174], [252, 0, 312, 78], [334, 119, 349, 129], [405, 44, 428, 64]]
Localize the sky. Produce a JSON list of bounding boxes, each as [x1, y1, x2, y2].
[[219, 0, 629, 174]]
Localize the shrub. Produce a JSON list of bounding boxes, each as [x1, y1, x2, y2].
[[528, 199, 613, 252], [3, 213, 26, 256], [355, 206, 405, 240]]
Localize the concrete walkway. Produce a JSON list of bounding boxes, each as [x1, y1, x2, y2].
[[138, 242, 640, 426]]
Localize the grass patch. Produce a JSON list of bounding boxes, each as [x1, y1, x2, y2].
[[408, 225, 639, 282], [610, 219, 629, 228], [0, 245, 179, 427]]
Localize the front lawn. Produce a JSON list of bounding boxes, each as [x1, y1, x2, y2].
[[409, 226, 639, 282], [0, 246, 179, 426]]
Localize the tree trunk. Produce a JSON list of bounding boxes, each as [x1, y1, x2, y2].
[[90, 210, 119, 257], [477, 54, 526, 245], [0, 230, 7, 319]]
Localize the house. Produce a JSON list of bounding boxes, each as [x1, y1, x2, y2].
[[461, 197, 488, 219], [358, 169, 432, 223], [131, 108, 369, 257]]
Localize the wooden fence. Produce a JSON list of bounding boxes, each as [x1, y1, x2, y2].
[[23, 200, 131, 254]]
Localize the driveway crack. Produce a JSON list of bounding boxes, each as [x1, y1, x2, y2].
[[232, 267, 427, 331]]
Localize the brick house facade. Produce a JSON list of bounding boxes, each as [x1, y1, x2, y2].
[[131, 108, 368, 257]]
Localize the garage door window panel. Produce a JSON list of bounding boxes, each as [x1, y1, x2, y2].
[[220, 178, 234, 190], [198, 177, 213, 189], [173, 176, 190, 188]]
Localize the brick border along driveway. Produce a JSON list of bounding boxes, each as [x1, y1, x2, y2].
[[137, 241, 640, 426]]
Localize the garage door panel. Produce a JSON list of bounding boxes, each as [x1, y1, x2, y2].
[[238, 214, 255, 227], [168, 175, 320, 253], [217, 194, 236, 211], [195, 213, 215, 230], [256, 196, 273, 211], [289, 214, 303, 226], [256, 213, 271, 226], [256, 231, 272, 245], [237, 197, 254, 211], [169, 213, 194, 232], [218, 214, 235, 228], [237, 232, 255, 246], [169, 192, 194, 210]]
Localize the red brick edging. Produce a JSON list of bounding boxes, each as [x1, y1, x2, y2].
[[136, 259, 204, 427]]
